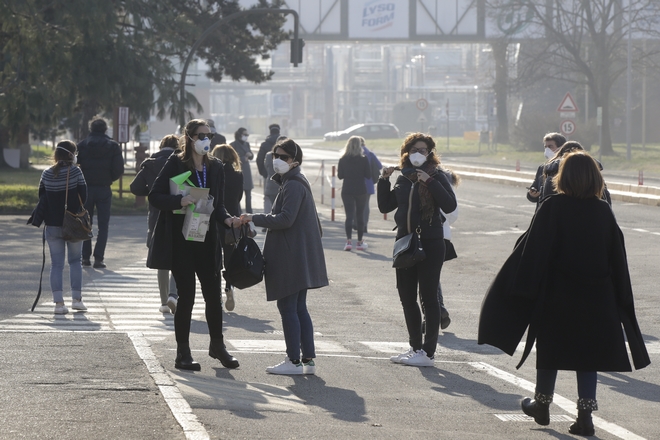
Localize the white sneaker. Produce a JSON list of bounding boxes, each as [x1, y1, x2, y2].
[[266, 357, 304, 375], [390, 347, 414, 364], [225, 287, 235, 312], [356, 241, 368, 251], [344, 241, 352, 251], [71, 300, 87, 311], [54, 304, 68, 315], [167, 296, 177, 314], [159, 305, 170, 313], [401, 349, 434, 367], [302, 359, 316, 375]]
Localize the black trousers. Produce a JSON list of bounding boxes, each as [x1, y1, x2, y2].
[[170, 239, 224, 345], [395, 238, 445, 357]]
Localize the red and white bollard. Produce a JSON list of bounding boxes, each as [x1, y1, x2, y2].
[[331, 165, 336, 222], [638, 170, 644, 186], [516, 159, 520, 172]]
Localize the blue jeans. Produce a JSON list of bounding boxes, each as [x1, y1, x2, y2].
[[83, 185, 112, 261], [276, 290, 315, 361], [45, 226, 83, 303], [536, 369, 597, 400]]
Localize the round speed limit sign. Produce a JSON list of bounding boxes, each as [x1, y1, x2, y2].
[[560, 120, 576, 136]]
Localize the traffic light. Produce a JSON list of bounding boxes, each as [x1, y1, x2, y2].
[[290, 38, 305, 65]]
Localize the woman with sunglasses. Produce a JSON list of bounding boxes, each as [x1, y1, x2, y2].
[[240, 138, 328, 375], [378, 133, 457, 367], [148, 119, 242, 371]]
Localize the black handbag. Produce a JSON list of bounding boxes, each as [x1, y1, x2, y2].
[[61, 166, 93, 243], [223, 224, 265, 289], [392, 182, 426, 268]]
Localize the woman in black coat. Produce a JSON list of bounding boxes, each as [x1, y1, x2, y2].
[[337, 135, 371, 251], [148, 119, 242, 371], [211, 143, 244, 312], [378, 133, 457, 367], [478, 151, 650, 437]]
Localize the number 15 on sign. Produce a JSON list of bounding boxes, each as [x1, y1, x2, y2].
[[560, 120, 576, 136]]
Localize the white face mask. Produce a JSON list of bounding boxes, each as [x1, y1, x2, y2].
[[193, 138, 211, 155], [273, 158, 291, 175], [242, 135, 249, 142], [409, 152, 427, 167], [544, 147, 555, 160]]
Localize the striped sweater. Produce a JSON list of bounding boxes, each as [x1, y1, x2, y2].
[[38, 164, 88, 226]]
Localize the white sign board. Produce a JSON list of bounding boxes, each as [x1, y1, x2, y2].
[[557, 93, 579, 113], [348, 0, 409, 39], [560, 120, 576, 136], [117, 107, 130, 125], [118, 125, 130, 144]]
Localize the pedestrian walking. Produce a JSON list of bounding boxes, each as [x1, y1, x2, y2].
[[34, 141, 88, 314], [230, 127, 254, 213], [130, 134, 179, 314], [148, 119, 241, 371], [378, 133, 457, 367], [338, 136, 371, 251], [256, 124, 281, 214], [240, 138, 328, 375], [76, 118, 124, 269], [211, 143, 243, 312], [352, 137, 382, 235], [478, 151, 650, 437], [207, 119, 227, 148]]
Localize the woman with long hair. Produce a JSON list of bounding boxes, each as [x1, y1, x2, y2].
[[35, 140, 88, 314], [479, 152, 649, 436], [337, 136, 371, 251], [211, 144, 243, 311], [378, 133, 457, 367], [148, 119, 241, 371]]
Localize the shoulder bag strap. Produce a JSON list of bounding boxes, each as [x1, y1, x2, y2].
[[406, 182, 415, 234], [31, 229, 46, 312], [64, 165, 70, 211]]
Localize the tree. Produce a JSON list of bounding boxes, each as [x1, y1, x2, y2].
[[0, 0, 289, 166], [490, 0, 660, 155]]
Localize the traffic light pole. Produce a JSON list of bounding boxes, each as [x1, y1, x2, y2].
[[178, 8, 301, 130]]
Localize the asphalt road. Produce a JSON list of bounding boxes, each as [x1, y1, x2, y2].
[[1, 150, 658, 439]]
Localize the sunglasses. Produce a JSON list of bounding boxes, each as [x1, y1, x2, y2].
[[273, 153, 292, 161], [194, 132, 215, 141]]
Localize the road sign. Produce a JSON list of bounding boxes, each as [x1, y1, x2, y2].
[[416, 98, 429, 112], [560, 120, 576, 136], [417, 114, 427, 123], [117, 107, 129, 125], [557, 93, 579, 113]]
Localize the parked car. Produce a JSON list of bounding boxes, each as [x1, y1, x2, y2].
[[323, 123, 400, 141]]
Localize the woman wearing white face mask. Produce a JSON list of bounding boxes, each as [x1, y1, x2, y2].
[[230, 127, 254, 214], [148, 119, 242, 372], [241, 138, 328, 375], [378, 133, 457, 367]]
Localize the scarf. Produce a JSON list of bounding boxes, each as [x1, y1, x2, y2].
[[401, 162, 439, 222]]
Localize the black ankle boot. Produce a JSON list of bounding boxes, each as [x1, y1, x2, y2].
[[209, 339, 239, 369], [521, 392, 553, 426], [175, 345, 201, 371], [569, 398, 597, 436]]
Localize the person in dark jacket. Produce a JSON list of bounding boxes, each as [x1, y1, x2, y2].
[[148, 119, 242, 372], [240, 138, 328, 375], [76, 118, 124, 268], [355, 137, 382, 234], [207, 119, 227, 148], [338, 136, 371, 251], [256, 124, 281, 213], [36, 141, 88, 314], [378, 133, 457, 367], [527, 132, 565, 207], [230, 127, 254, 213], [130, 134, 179, 314], [211, 143, 243, 312], [478, 151, 650, 437]]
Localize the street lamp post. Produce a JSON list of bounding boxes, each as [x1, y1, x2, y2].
[[178, 8, 301, 130]]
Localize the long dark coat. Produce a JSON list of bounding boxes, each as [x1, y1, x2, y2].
[[146, 154, 230, 272], [478, 194, 650, 372]]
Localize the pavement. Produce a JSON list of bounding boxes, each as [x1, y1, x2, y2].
[[3, 153, 658, 439]]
